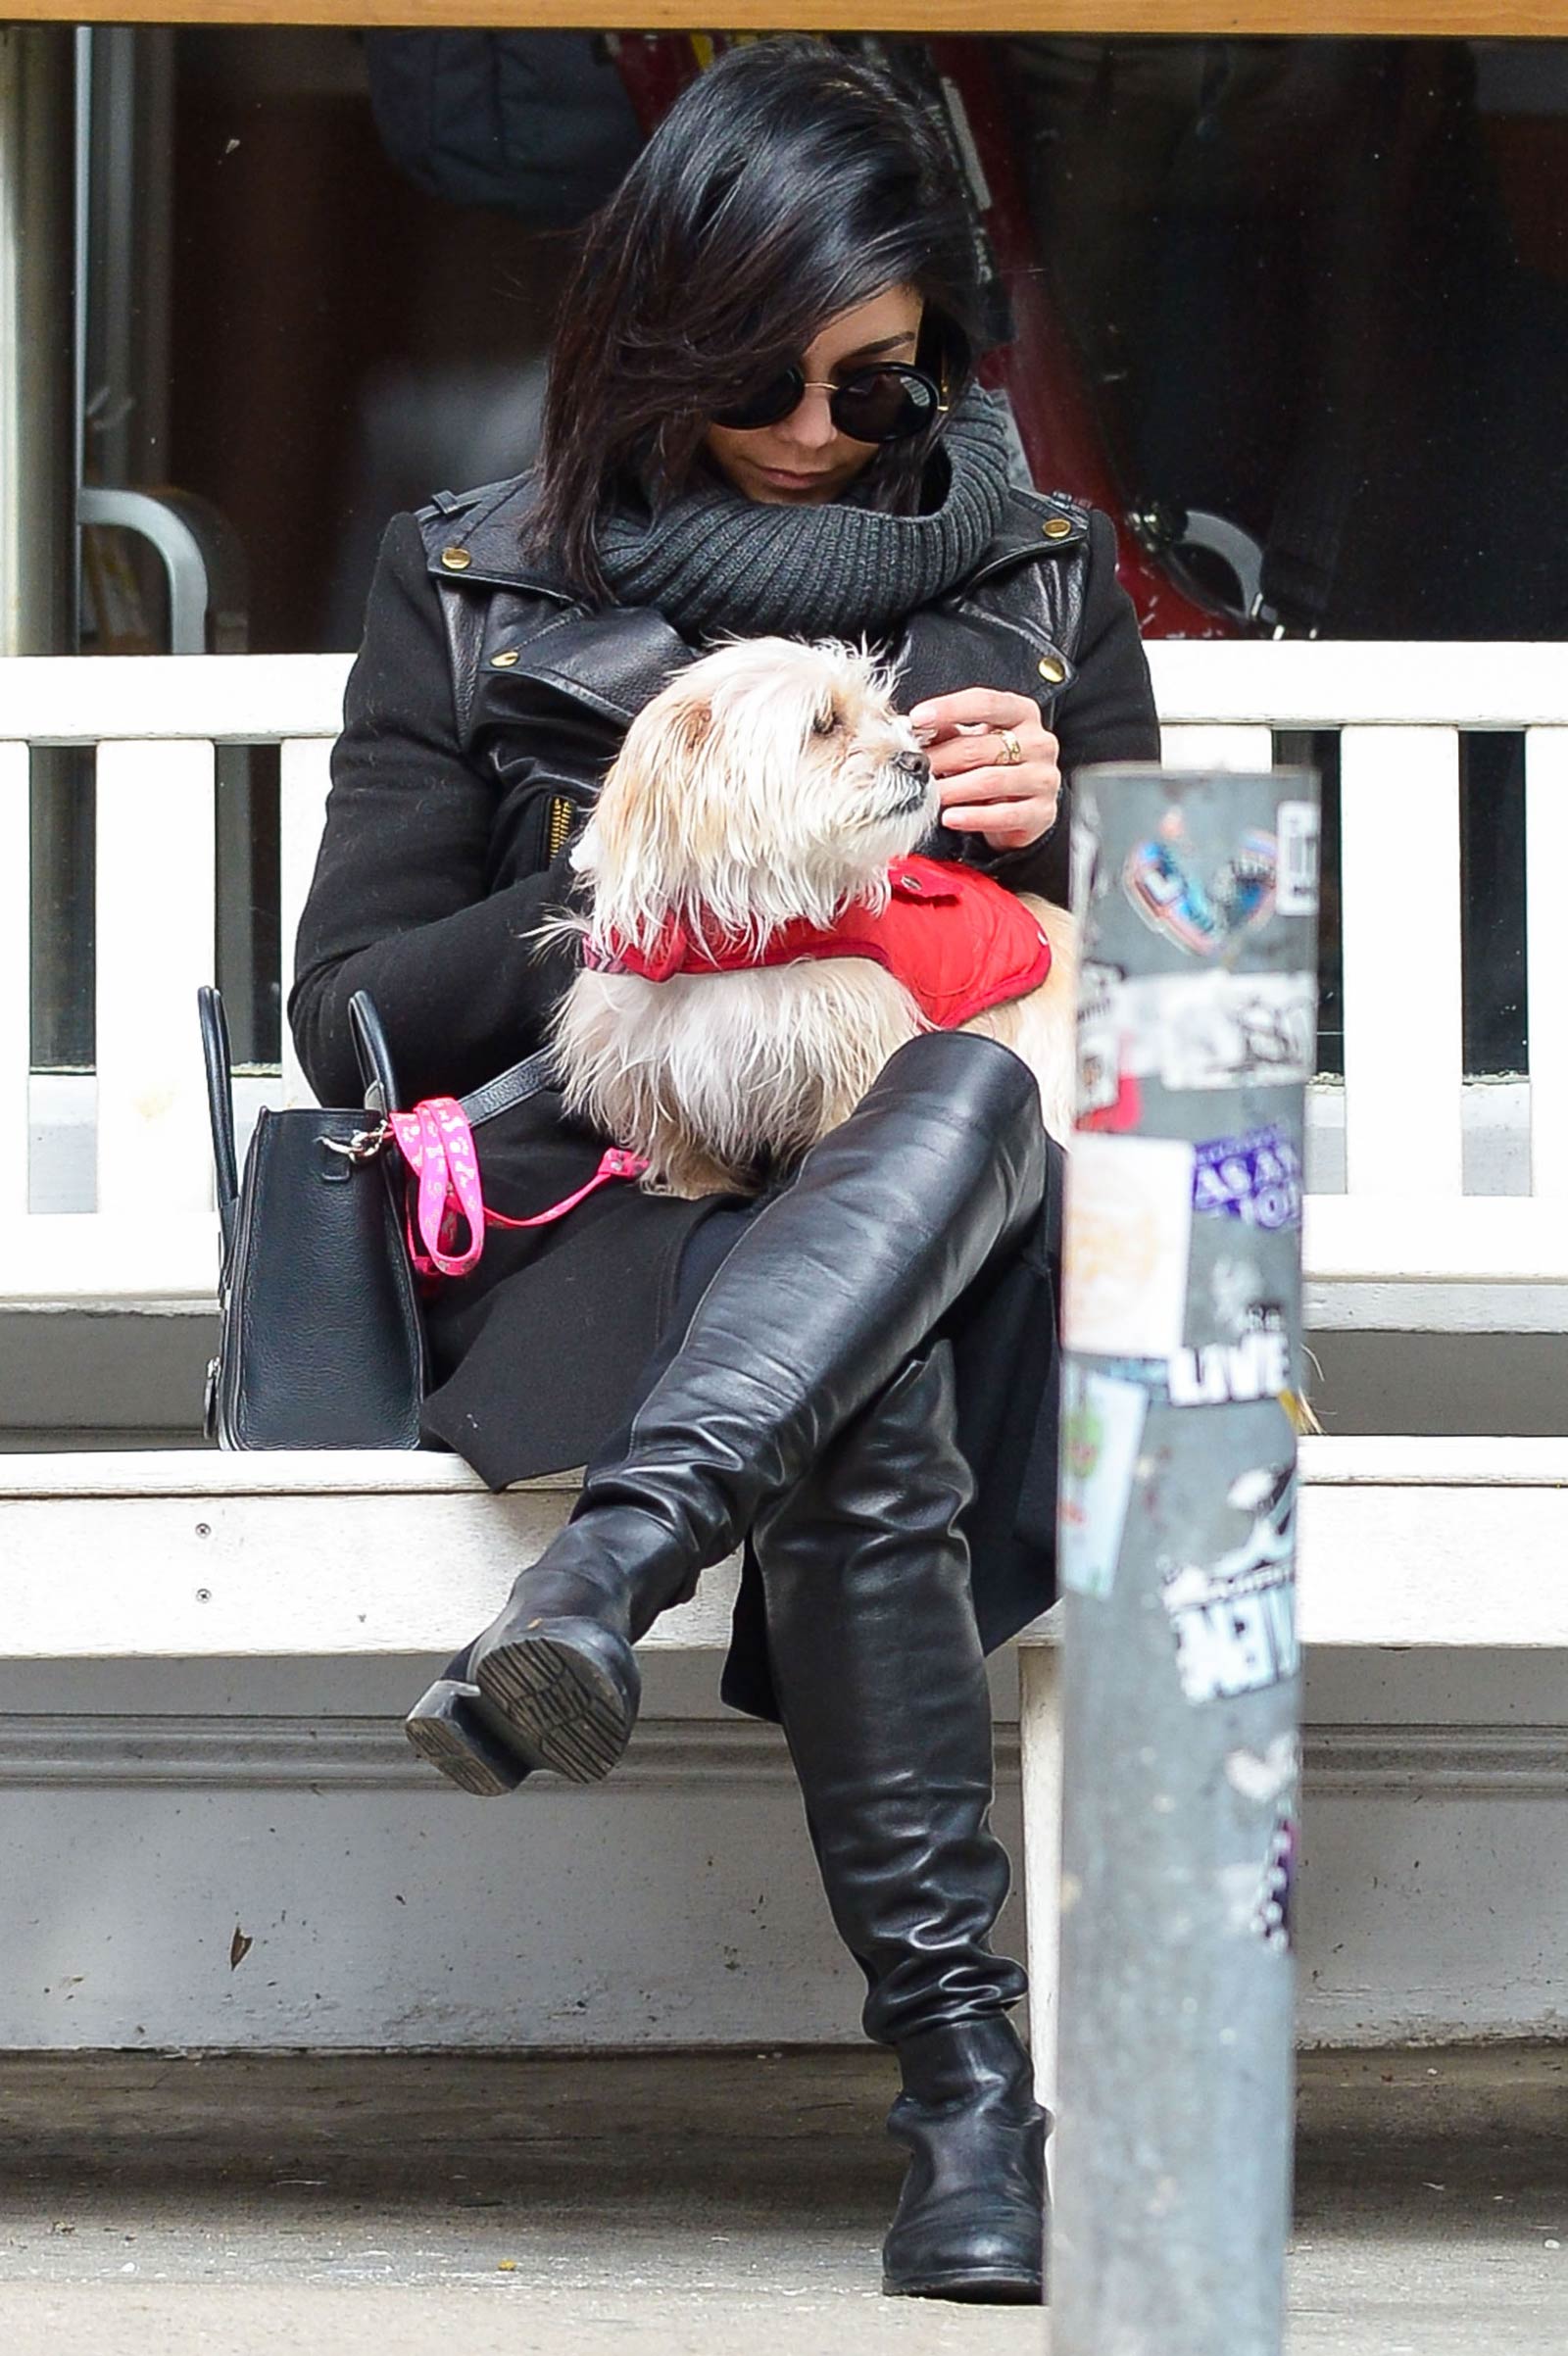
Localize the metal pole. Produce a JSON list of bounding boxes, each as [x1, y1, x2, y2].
[[0, 23, 75, 656], [2, 26, 81, 1075], [1052, 762, 1321, 2354]]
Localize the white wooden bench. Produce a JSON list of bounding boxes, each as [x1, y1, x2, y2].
[[8, 1437, 1568, 2092], [6, 643, 1568, 2057]]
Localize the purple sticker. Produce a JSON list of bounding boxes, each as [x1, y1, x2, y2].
[[1192, 1125, 1301, 1231]]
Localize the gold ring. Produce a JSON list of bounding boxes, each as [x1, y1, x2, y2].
[[997, 729, 1023, 767]]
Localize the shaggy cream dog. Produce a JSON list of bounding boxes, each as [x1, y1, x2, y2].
[[551, 637, 1075, 1199]]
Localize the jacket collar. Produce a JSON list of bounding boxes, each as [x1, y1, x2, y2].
[[963, 486, 1088, 588], [417, 471, 577, 602], [417, 474, 1088, 606]]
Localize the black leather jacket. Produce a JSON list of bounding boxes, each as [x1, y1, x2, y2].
[[291, 472, 1157, 1108]]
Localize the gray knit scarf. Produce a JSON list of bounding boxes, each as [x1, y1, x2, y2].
[[596, 388, 1013, 641]]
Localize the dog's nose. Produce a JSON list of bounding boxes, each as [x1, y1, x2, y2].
[[894, 748, 931, 782]]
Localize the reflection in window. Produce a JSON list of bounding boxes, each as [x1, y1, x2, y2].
[[41, 28, 1568, 1077]]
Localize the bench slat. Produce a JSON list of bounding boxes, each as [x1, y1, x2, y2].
[[1340, 725, 1464, 1196], [1159, 723, 1274, 771], [1527, 726, 1568, 1196], [1, 743, 27, 1219], [10, 645, 1568, 748], [279, 736, 335, 1109], [0, 1448, 554, 1497], [9, 1434, 1568, 1497], [0, 1210, 219, 1307], [96, 740, 217, 1219], [1146, 639, 1568, 730], [3, 1442, 1566, 1658], [0, 1488, 739, 1658], [1303, 1193, 1568, 1286], [8, 1198, 1568, 1313], [0, 654, 350, 746]]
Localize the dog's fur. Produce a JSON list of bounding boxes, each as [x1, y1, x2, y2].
[[551, 637, 1076, 1199]]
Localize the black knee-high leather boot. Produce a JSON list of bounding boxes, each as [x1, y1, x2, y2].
[[405, 1207, 758, 1797], [406, 1030, 1047, 1791], [753, 1345, 1048, 2304]]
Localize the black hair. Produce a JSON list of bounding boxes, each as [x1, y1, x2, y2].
[[527, 38, 986, 598]]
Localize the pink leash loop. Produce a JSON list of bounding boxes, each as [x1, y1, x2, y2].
[[483, 1147, 649, 1234], [386, 1100, 646, 1280]]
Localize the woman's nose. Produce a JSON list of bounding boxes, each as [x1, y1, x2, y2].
[[777, 383, 838, 452]]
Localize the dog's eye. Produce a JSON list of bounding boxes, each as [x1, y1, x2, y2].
[[811, 706, 840, 738]]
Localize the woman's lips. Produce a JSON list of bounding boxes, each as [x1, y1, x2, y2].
[[756, 465, 835, 490]]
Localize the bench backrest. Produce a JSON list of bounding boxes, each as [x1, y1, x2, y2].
[[5, 641, 1566, 1308]]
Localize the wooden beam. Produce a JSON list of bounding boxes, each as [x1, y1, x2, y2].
[[5, 4, 1568, 38]]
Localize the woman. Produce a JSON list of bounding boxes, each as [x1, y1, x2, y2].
[[292, 39, 1157, 2304]]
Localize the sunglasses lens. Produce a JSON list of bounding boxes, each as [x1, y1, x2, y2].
[[710, 363, 943, 442], [830, 367, 942, 444], [710, 368, 803, 431]]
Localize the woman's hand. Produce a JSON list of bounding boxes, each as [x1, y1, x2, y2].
[[909, 689, 1061, 854]]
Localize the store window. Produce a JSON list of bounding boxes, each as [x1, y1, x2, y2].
[[29, 26, 1568, 1077]]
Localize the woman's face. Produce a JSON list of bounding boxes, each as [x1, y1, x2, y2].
[[702, 283, 925, 507]]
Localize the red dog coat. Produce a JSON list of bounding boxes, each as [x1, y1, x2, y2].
[[591, 853, 1051, 1029]]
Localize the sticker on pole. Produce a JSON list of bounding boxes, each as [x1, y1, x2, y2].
[[1192, 1125, 1301, 1231], [1069, 810, 1102, 921], [1128, 970, 1317, 1093], [1122, 813, 1277, 956], [1159, 1459, 1299, 1703], [1075, 961, 1142, 1131], [1167, 1325, 1291, 1407], [1276, 801, 1320, 916], [1062, 1134, 1195, 1358], [1058, 1366, 1149, 1597], [1217, 1807, 1298, 1954], [1253, 1815, 1298, 1953]]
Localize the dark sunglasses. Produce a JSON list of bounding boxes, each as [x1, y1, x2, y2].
[[710, 361, 946, 445]]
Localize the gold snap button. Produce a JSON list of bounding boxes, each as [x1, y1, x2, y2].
[[440, 546, 471, 570], [1037, 656, 1066, 685], [491, 649, 519, 668], [1042, 515, 1073, 541]]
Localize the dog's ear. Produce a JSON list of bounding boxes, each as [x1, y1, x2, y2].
[[666, 697, 712, 757], [586, 682, 717, 926]]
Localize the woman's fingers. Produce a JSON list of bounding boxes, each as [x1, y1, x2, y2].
[[911, 688, 1060, 851], [928, 724, 1053, 777], [940, 767, 1059, 847], [910, 688, 1037, 739]]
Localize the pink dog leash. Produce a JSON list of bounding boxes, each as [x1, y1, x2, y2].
[[385, 1097, 647, 1280]]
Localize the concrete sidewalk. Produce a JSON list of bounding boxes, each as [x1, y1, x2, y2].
[[0, 2047, 1564, 2353]]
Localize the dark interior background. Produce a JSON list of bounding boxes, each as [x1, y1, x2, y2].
[[135, 27, 1568, 656], [46, 27, 1568, 1076]]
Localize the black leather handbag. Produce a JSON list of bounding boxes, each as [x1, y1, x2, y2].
[[198, 985, 552, 1449]]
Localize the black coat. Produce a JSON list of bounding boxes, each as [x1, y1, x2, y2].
[[290, 472, 1159, 1717]]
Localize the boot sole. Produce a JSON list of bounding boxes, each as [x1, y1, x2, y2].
[[473, 1624, 637, 1785], [404, 1679, 533, 1797], [882, 2268, 1043, 2305]]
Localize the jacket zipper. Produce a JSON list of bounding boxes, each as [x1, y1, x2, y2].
[[547, 795, 575, 860]]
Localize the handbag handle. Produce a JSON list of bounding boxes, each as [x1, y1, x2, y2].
[[199, 980, 558, 1221], [197, 985, 240, 1260], [348, 990, 558, 1132], [348, 989, 403, 1115]]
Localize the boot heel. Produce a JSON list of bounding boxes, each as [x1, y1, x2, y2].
[[473, 1619, 640, 1785], [404, 1677, 533, 1797]]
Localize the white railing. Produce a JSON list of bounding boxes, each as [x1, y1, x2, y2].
[[4, 642, 1568, 1313]]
